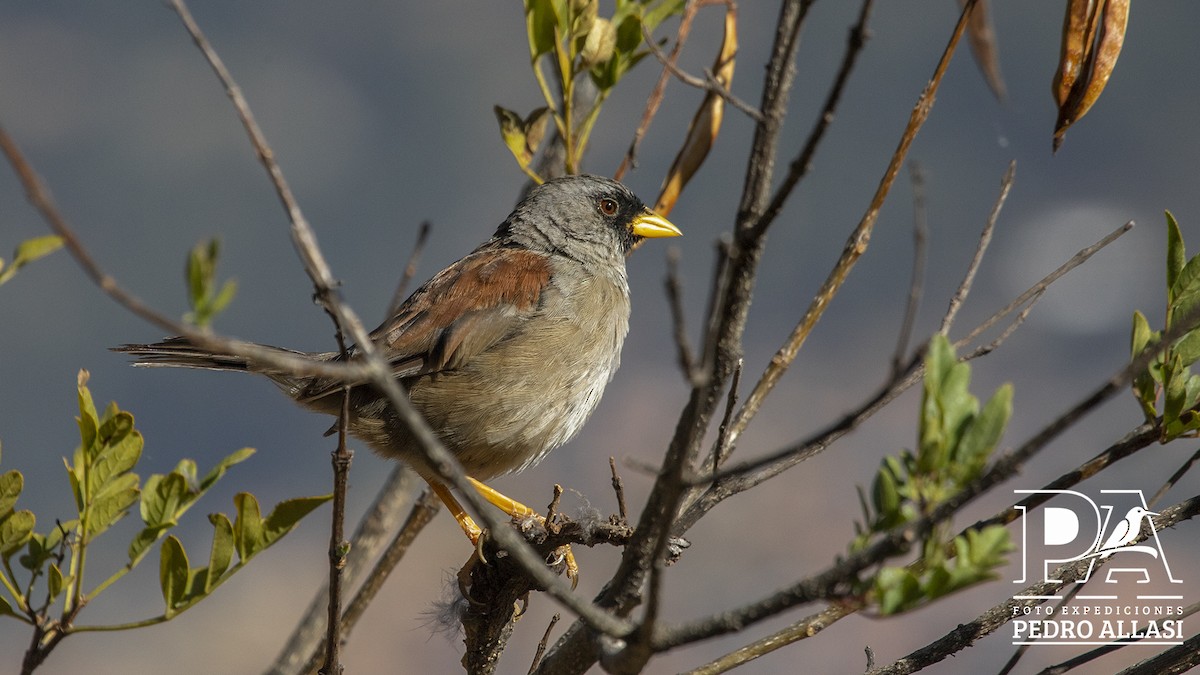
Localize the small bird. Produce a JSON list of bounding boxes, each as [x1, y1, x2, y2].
[[1098, 506, 1158, 554], [116, 174, 680, 583]]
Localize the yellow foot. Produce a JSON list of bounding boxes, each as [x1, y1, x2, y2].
[[428, 478, 580, 588]]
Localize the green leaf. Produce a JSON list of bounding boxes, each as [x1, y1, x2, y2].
[[0, 594, 14, 617], [128, 524, 172, 568], [198, 447, 254, 492], [0, 470, 22, 516], [919, 335, 978, 474], [206, 513, 234, 591], [233, 493, 264, 561], [160, 535, 190, 617], [876, 567, 921, 615], [641, 0, 685, 33], [185, 238, 235, 327], [140, 472, 187, 529], [47, 563, 65, 601], [1164, 354, 1188, 425], [94, 471, 139, 502], [0, 510, 35, 558], [1174, 330, 1200, 368], [0, 235, 63, 285], [13, 235, 65, 267], [210, 279, 238, 315], [260, 494, 333, 549], [1169, 254, 1200, 330], [526, 0, 561, 60], [1131, 310, 1153, 361], [952, 383, 1013, 483], [88, 425, 142, 498], [495, 105, 533, 168], [870, 461, 902, 529], [76, 370, 99, 460], [86, 483, 139, 537], [1167, 211, 1186, 305]]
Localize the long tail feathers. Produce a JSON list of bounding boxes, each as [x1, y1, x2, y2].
[[113, 337, 256, 371], [111, 336, 321, 393]]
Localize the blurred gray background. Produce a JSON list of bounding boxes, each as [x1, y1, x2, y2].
[[1, 2, 1198, 673]]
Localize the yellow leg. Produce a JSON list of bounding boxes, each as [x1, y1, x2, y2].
[[428, 478, 579, 587]]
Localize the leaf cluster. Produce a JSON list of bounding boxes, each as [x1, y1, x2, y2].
[[0, 372, 329, 671], [499, 0, 683, 178], [1131, 212, 1200, 440], [852, 335, 1014, 615], [184, 238, 237, 328]]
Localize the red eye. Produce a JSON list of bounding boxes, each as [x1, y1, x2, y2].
[[598, 197, 618, 216]]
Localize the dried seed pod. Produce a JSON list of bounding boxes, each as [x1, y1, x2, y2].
[[1052, 0, 1130, 152], [655, 4, 738, 216]]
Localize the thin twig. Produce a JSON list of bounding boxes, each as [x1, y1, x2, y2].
[[940, 159, 1015, 335], [1034, 602, 1200, 675], [996, 583, 1087, 675], [891, 160, 928, 377], [958, 220, 1135, 348], [300, 489, 441, 675], [751, 0, 876, 238], [963, 290, 1041, 359], [319, 390, 354, 675], [545, 484, 564, 533], [615, 0, 702, 180], [0, 126, 365, 385], [726, 0, 960, 448], [1149, 447, 1200, 509], [684, 601, 861, 674], [710, 359, 742, 475], [166, 6, 364, 671], [609, 457, 628, 523], [387, 220, 431, 317], [528, 614, 561, 675], [666, 246, 697, 379], [700, 217, 1134, 493], [268, 466, 422, 675], [1114, 633, 1200, 675], [640, 19, 763, 123]]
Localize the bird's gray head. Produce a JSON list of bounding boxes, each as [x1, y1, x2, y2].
[[496, 175, 680, 264]]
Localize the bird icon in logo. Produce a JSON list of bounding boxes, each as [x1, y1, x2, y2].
[[1097, 506, 1158, 556]]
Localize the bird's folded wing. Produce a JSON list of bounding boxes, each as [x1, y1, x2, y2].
[[299, 246, 553, 402]]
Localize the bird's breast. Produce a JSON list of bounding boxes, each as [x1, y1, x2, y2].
[[406, 273, 631, 478]]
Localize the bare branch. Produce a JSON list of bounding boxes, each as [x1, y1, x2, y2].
[[527, 614, 560, 675], [956, 220, 1134, 348], [666, 246, 697, 380], [752, 0, 875, 238], [387, 220, 431, 318], [268, 467, 424, 675], [891, 160, 929, 377], [609, 457, 629, 524], [299, 488, 440, 674], [1149, 447, 1200, 509], [1114, 634, 1200, 675], [640, 20, 763, 123], [727, 0, 967, 449], [940, 159, 1015, 334], [684, 601, 862, 674], [1034, 602, 1200, 675]]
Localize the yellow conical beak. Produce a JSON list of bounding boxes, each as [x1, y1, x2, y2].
[[630, 209, 682, 238]]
